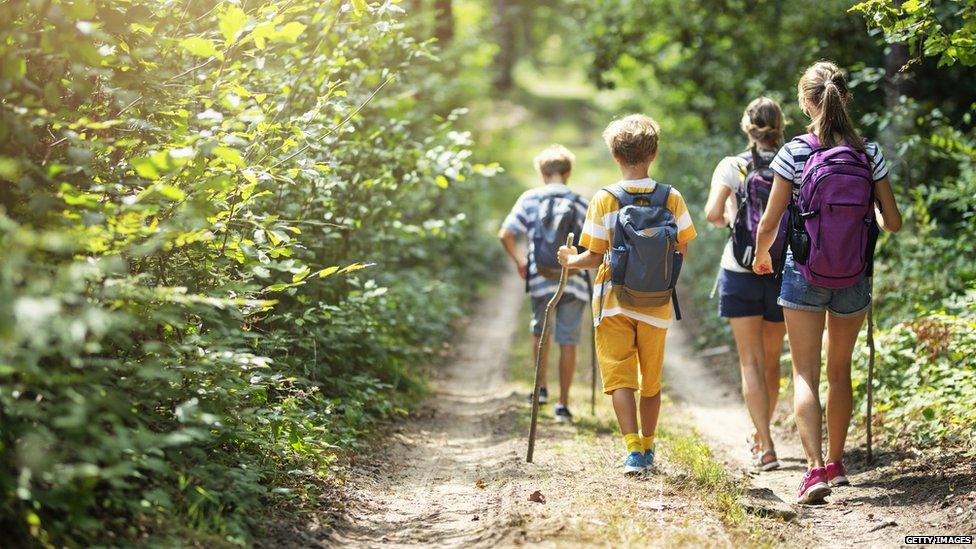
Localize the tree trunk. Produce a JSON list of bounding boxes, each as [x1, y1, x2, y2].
[[884, 41, 910, 192], [434, 0, 453, 43], [493, 0, 516, 91]]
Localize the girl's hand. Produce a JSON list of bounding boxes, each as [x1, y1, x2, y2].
[[752, 250, 773, 275], [557, 245, 578, 268]]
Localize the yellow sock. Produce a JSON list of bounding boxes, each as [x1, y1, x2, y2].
[[641, 434, 655, 452], [623, 433, 642, 453]]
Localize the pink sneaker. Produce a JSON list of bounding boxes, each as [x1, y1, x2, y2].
[[797, 467, 831, 504], [826, 461, 850, 486]]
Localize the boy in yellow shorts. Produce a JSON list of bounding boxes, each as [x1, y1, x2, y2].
[[558, 114, 697, 474]]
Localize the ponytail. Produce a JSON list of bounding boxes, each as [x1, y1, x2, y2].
[[798, 61, 862, 150], [740, 96, 784, 150]]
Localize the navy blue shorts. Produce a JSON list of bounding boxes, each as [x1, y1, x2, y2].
[[718, 268, 784, 322]]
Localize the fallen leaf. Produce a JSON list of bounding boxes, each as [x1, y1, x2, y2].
[[528, 490, 546, 504], [475, 478, 486, 490]]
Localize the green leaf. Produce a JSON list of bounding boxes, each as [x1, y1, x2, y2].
[[130, 157, 159, 179], [251, 22, 275, 49], [157, 184, 186, 201], [219, 6, 248, 44], [0, 157, 21, 180], [351, 0, 367, 16], [266, 283, 293, 292], [179, 37, 224, 60], [435, 175, 449, 189], [291, 266, 311, 282], [273, 22, 307, 43], [317, 266, 339, 278], [338, 262, 374, 274], [213, 146, 245, 167]]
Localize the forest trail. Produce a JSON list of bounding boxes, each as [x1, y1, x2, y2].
[[322, 271, 973, 548], [325, 271, 735, 547]]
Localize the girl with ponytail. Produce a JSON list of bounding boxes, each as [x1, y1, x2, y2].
[[751, 61, 902, 504], [704, 97, 787, 473]]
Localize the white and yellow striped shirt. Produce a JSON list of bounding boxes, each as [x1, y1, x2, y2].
[[580, 178, 697, 328]]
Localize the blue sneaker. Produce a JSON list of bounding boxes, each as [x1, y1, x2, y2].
[[623, 451, 646, 475], [643, 447, 655, 471]]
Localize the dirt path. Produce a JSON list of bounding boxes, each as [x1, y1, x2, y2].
[[328, 270, 526, 547], [319, 271, 973, 548], [325, 272, 737, 548], [666, 323, 976, 547]]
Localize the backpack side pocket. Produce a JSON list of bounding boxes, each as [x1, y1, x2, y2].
[[788, 203, 811, 264], [609, 245, 628, 286]]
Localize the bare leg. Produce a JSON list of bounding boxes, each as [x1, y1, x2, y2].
[[611, 388, 639, 435], [639, 391, 661, 439], [762, 320, 787, 418], [730, 316, 775, 453], [825, 312, 866, 463], [533, 335, 550, 392], [784, 308, 827, 468], [558, 344, 576, 406]]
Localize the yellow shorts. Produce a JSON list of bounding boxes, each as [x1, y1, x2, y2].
[[595, 315, 667, 397]]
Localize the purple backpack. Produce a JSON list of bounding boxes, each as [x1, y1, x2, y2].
[[789, 134, 874, 289], [730, 148, 789, 272]]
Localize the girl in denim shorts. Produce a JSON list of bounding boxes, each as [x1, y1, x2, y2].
[[752, 61, 902, 504]]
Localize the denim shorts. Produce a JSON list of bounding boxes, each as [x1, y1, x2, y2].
[[778, 255, 871, 317], [530, 295, 586, 345], [718, 269, 784, 322]]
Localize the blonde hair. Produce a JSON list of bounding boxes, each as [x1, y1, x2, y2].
[[740, 97, 784, 150], [798, 61, 862, 150], [602, 114, 660, 166], [533, 144, 575, 177]]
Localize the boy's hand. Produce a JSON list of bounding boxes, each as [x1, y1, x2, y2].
[[517, 260, 528, 280], [752, 250, 773, 275], [557, 245, 578, 268]]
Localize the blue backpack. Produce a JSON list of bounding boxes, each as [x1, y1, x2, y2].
[[531, 191, 584, 280], [604, 183, 683, 320]]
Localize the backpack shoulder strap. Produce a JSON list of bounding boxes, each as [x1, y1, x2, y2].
[[798, 133, 819, 149], [649, 183, 672, 208], [603, 184, 632, 207]]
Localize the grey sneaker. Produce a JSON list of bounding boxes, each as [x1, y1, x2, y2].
[[554, 404, 573, 423], [528, 387, 549, 405]]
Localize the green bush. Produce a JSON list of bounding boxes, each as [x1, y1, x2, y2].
[[854, 287, 976, 450], [0, 0, 496, 544]]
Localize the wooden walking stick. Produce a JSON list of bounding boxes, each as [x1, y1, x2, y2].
[[527, 233, 574, 463], [866, 298, 875, 463], [590, 296, 597, 416]]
